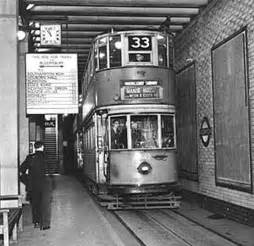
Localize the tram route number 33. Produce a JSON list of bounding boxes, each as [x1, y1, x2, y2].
[[128, 36, 152, 51]]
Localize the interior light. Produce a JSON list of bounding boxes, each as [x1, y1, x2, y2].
[[44, 115, 53, 121], [100, 37, 107, 44], [26, 4, 35, 10], [36, 48, 51, 52], [99, 53, 105, 58], [156, 34, 164, 40], [34, 22, 40, 28], [114, 41, 122, 49], [17, 30, 26, 41], [34, 30, 40, 35]]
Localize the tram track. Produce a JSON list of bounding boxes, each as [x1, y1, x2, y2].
[[82, 180, 241, 246], [111, 209, 240, 246]]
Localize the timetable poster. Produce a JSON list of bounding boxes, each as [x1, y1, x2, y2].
[[26, 53, 78, 114]]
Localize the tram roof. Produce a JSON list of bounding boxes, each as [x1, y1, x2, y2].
[[19, 0, 213, 91]]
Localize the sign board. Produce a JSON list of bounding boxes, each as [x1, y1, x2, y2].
[[128, 36, 152, 51], [122, 86, 161, 99], [26, 53, 78, 114], [120, 80, 162, 100], [44, 120, 56, 128]]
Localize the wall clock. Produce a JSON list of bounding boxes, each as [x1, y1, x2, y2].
[[40, 24, 61, 46]]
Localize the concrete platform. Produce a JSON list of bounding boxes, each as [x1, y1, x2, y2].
[[14, 175, 125, 246], [4, 175, 253, 246]]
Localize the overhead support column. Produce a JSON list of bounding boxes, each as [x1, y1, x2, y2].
[[0, 0, 19, 208]]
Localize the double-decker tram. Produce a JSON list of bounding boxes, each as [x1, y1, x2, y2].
[[80, 30, 180, 209]]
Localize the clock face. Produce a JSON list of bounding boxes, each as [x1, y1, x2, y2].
[[40, 24, 61, 46]]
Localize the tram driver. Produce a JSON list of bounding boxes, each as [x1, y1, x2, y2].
[[131, 121, 146, 148]]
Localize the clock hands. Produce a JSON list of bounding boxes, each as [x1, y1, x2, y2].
[[47, 29, 52, 37]]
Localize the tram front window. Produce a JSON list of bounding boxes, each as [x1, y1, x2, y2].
[[131, 115, 158, 149], [158, 35, 167, 67], [110, 116, 127, 149], [98, 45, 107, 69], [109, 35, 122, 68], [161, 115, 175, 148]]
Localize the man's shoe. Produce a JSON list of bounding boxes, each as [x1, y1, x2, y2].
[[34, 222, 40, 228], [40, 226, 50, 230]]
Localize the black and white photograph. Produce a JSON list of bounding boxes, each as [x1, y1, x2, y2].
[[0, 0, 253, 245]]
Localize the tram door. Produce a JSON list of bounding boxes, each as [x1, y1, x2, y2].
[[96, 114, 108, 184]]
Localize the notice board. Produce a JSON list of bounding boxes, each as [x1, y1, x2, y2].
[[212, 29, 251, 191], [26, 53, 78, 114]]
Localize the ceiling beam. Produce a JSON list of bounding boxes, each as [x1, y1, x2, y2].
[[61, 49, 90, 53], [33, 43, 92, 48], [60, 24, 162, 31], [29, 15, 191, 25], [29, 6, 200, 17], [25, 0, 208, 8]]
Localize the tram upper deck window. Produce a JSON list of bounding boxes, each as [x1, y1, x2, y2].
[[98, 37, 107, 69], [131, 115, 158, 149], [109, 35, 122, 68], [161, 115, 175, 148], [157, 34, 168, 67], [94, 47, 98, 70]]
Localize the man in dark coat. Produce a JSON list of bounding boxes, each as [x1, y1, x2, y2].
[[20, 141, 51, 230], [111, 120, 121, 149]]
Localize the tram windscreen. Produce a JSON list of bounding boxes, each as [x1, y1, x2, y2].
[[130, 115, 158, 149], [109, 114, 175, 150], [161, 115, 175, 148]]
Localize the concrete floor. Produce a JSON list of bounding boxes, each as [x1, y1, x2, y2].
[[14, 175, 125, 246], [6, 175, 253, 246]]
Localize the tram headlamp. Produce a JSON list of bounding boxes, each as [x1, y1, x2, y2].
[[137, 162, 152, 175]]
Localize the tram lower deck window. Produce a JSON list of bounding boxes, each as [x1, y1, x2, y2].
[[110, 116, 127, 149], [130, 115, 158, 149], [109, 114, 175, 150]]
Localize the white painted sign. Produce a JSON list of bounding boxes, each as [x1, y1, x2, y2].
[[26, 53, 78, 114]]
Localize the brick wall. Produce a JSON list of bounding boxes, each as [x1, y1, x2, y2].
[[174, 0, 254, 209]]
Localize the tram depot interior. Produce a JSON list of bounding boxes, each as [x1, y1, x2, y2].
[[1, 0, 254, 238]]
